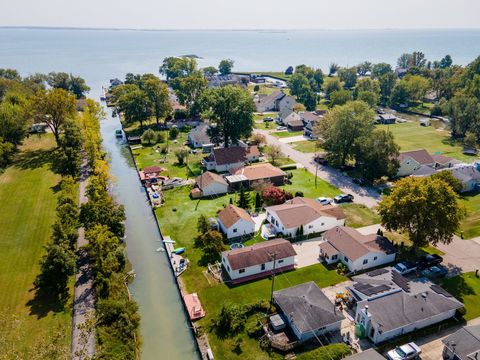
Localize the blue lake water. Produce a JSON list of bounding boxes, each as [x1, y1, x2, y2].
[[1, 27, 479, 359]]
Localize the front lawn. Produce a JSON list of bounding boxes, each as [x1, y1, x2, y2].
[[283, 168, 340, 198], [458, 192, 480, 239], [292, 140, 320, 153], [340, 204, 380, 228], [441, 272, 480, 321], [377, 121, 471, 162], [271, 130, 304, 138]]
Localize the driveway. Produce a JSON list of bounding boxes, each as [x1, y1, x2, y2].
[[435, 235, 480, 274], [277, 135, 307, 143], [292, 238, 323, 268], [255, 129, 380, 207]]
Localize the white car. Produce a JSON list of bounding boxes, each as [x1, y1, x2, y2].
[[316, 197, 333, 205], [276, 126, 287, 131], [387, 342, 421, 360]]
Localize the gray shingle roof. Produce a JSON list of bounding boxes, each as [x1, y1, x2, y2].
[[274, 281, 344, 334], [442, 324, 480, 360], [344, 349, 385, 360]]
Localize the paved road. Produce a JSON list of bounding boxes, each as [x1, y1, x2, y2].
[[256, 129, 380, 207], [71, 158, 96, 359]]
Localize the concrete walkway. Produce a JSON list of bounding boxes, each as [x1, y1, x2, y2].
[[255, 129, 380, 207], [71, 158, 96, 359], [277, 134, 308, 143]]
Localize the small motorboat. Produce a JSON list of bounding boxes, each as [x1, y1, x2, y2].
[[115, 129, 123, 138], [156, 247, 165, 252], [173, 247, 185, 255]]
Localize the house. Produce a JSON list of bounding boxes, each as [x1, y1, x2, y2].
[[352, 267, 463, 344], [203, 146, 260, 172], [226, 163, 287, 188], [375, 113, 396, 125], [279, 110, 302, 130], [301, 112, 322, 138], [397, 149, 435, 177], [442, 324, 480, 360], [344, 349, 385, 360], [221, 238, 296, 284], [217, 204, 255, 240], [443, 164, 480, 192], [255, 91, 296, 113], [273, 282, 344, 342], [194, 171, 228, 197], [206, 74, 248, 88], [319, 226, 396, 273], [139, 166, 166, 183], [266, 197, 346, 238], [287, 119, 304, 132], [432, 154, 459, 169], [188, 123, 212, 149]]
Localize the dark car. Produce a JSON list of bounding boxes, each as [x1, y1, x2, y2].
[[416, 254, 443, 269], [263, 117, 274, 122], [352, 178, 367, 186], [334, 193, 354, 203], [314, 154, 328, 165], [422, 265, 448, 279]]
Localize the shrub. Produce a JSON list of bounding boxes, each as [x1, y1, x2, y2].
[[296, 343, 351, 360], [279, 164, 297, 171], [262, 186, 293, 205], [253, 85, 260, 92], [155, 131, 166, 143], [174, 148, 188, 165], [174, 109, 188, 120], [169, 127, 179, 140]]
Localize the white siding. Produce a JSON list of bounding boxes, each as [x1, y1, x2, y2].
[[215, 161, 245, 173], [218, 218, 255, 239], [397, 158, 421, 177], [347, 252, 396, 273], [202, 182, 228, 197], [222, 255, 295, 281]]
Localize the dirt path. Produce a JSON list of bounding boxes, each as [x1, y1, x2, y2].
[[71, 158, 96, 359]]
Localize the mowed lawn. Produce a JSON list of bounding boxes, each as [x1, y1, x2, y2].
[[291, 140, 320, 153], [271, 130, 304, 138], [441, 272, 480, 321], [458, 192, 480, 239], [377, 122, 471, 161], [0, 135, 71, 357]]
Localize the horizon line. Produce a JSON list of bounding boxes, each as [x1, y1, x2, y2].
[[1, 25, 480, 32]]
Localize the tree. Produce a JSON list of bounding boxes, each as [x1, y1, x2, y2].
[[440, 55, 453, 69], [356, 61, 372, 76], [444, 94, 480, 137], [379, 177, 465, 249], [213, 303, 247, 336], [69, 75, 90, 99], [202, 85, 255, 147], [249, 133, 266, 146], [169, 126, 179, 140], [0, 138, 15, 168], [159, 56, 197, 82], [330, 90, 352, 107], [288, 73, 310, 97], [0, 91, 30, 145], [196, 214, 210, 235], [338, 67, 358, 89], [0, 68, 21, 81], [314, 101, 375, 166], [48, 72, 90, 98], [142, 77, 171, 126], [431, 171, 463, 193], [379, 72, 397, 104], [219, 59, 234, 75], [404, 75, 431, 103], [397, 53, 413, 69], [200, 230, 226, 260], [116, 86, 151, 129], [265, 144, 283, 165], [203, 66, 218, 76], [357, 91, 379, 108], [324, 77, 342, 99], [141, 129, 157, 144], [410, 51, 427, 68], [355, 129, 400, 182], [237, 186, 251, 209], [371, 63, 393, 78], [262, 186, 292, 206], [464, 131, 477, 149], [254, 192, 263, 210], [32, 88, 77, 143], [175, 72, 207, 117], [329, 63, 339, 77], [390, 81, 409, 107], [174, 148, 188, 165], [57, 119, 83, 176]]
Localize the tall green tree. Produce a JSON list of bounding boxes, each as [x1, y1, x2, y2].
[[116, 86, 151, 129], [379, 72, 397, 104], [378, 176, 465, 249], [175, 72, 207, 117], [237, 186, 251, 209], [371, 63, 393, 78], [338, 67, 358, 89], [142, 77, 172, 126], [159, 56, 197, 82], [218, 59, 234, 75], [57, 119, 83, 176], [201, 85, 254, 147], [443, 94, 480, 137], [0, 91, 30, 145]]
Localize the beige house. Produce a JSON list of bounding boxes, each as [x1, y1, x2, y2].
[[397, 149, 435, 177]]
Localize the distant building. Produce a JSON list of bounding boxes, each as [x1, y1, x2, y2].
[[442, 324, 480, 360], [301, 112, 322, 138], [442, 164, 480, 192], [344, 349, 385, 360], [254, 90, 296, 113], [273, 281, 344, 342], [203, 146, 260, 173], [221, 238, 296, 283], [206, 74, 248, 88], [217, 205, 255, 240]]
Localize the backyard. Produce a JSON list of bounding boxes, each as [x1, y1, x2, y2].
[[0, 134, 72, 357], [458, 192, 480, 239], [441, 272, 480, 321]]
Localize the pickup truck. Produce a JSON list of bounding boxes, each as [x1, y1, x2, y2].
[[387, 342, 421, 360], [393, 261, 417, 275]]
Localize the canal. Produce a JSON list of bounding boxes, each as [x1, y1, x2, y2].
[[99, 104, 199, 360]]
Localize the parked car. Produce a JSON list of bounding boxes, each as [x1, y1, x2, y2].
[[416, 254, 443, 269], [276, 126, 287, 131], [421, 265, 448, 279], [316, 197, 333, 205], [263, 117, 274, 122], [334, 194, 353, 203], [314, 154, 328, 165], [387, 342, 421, 360], [352, 178, 367, 186], [393, 261, 417, 275]]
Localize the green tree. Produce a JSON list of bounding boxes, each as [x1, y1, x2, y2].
[[237, 186, 251, 209], [443, 94, 480, 137], [354, 78, 380, 95], [57, 119, 83, 176], [397, 53, 413, 68], [197, 214, 210, 235], [0, 91, 30, 145], [175, 72, 207, 117], [213, 303, 246, 336], [314, 101, 375, 166], [116, 86, 151, 129], [159, 56, 197, 82], [328, 63, 339, 76], [378, 176, 465, 249], [330, 90, 352, 107], [0, 68, 21, 81], [169, 126, 179, 140], [404, 75, 431, 103], [202, 85, 255, 147], [288, 73, 310, 97], [324, 77, 342, 99], [356, 61, 372, 76], [32, 88, 77, 144], [265, 144, 283, 166], [142, 77, 171, 126], [174, 148, 189, 165], [371, 63, 393, 78], [219, 59, 234, 75], [357, 91, 379, 108], [440, 55, 453, 69], [431, 171, 463, 193], [254, 192, 263, 210], [390, 81, 410, 107], [200, 230, 226, 261], [379, 72, 397, 104], [338, 67, 358, 89], [203, 66, 218, 76], [0, 137, 15, 168], [464, 131, 477, 149], [141, 128, 157, 144]]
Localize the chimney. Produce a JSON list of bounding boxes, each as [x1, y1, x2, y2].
[[364, 305, 369, 315]]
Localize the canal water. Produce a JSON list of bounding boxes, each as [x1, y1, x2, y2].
[[99, 106, 199, 360]]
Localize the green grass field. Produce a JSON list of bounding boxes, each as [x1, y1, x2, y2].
[[377, 121, 471, 161], [441, 272, 480, 321], [458, 192, 480, 239], [291, 140, 320, 153], [271, 130, 304, 138], [0, 135, 71, 358], [340, 204, 380, 228]]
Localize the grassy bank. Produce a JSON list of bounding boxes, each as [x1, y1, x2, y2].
[[0, 135, 72, 358]]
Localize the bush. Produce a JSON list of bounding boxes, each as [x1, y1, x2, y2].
[[155, 131, 166, 143], [213, 303, 247, 337], [246, 317, 263, 338], [295, 191, 304, 197], [279, 164, 297, 170], [296, 343, 351, 360], [253, 85, 260, 92], [180, 125, 191, 133], [174, 109, 188, 120], [169, 127, 179, 140], [262, 186, 293, 205], [430, 103, 443, 116], [174, 148, 189, 165]]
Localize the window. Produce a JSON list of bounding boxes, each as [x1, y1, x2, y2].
[[321, 222, 324, 226], [227, 265, 230, 271], [278, 259, 284, 264], [374, 256, 378, 261], [222, 257, 225, 263], [309, 225, 313, 229], [363, 259, 368, 265], [239, 269, 245, 274], [233, 228, 237, 233], [344, 256, 349, 262], [332, 254, 338, 260], [261, 264, 266, 270]]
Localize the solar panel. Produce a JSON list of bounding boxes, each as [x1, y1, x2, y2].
[[392, 271, 410, 292], [367, 268, 389, 277], [431, 284, 453, 297], [362, 284, 391, 296]]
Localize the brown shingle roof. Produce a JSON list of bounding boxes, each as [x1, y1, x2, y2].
[[224, 238, 296, 270], [218, 204, 254, 229], [267, 197, 346, 229], [231, 163, 286, 181], [431, 154, 453, 165], [398, 149, 434, 165], [143, 166, 165, 174], [196, 171, 227, 189], [213, 146, 259, 166], [322, 226, 395, 261]]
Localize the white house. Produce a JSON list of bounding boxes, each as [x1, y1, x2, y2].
[[203, 146, 260, 173], [350, 267, 463, 344], [397, 149, 435, 177], [318, 226, 396, 273], [221, 238, 297, 284], [265, 197, 346, 238], [188, 123, 212, 149], [194, 171, 228, 197], [217, 204, 255, 240], [442, 164, 480, 192], [273, 282, 344, 342]]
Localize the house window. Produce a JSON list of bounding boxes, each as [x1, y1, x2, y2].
[[233, 228, 237, 233], [344, 256, 349, 262], [227, 265, 230, 271], [332, 255, 338, 260], [239, 269, 245, 274], [261, 264, 266, 270], [374, 256, 378, 261], [363, 259, 368, 265], [278, 259, 284, 264], [309, 225, 313, 229], [321, 222, 325, 226], [222, 257, 225, 263]]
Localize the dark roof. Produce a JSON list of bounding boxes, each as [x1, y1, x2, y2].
[[189, 123, 211, 145], [213, 146, 259, 165], [442, 325, 480, 360], [398, 149, 434, 165], [357, 290, 463, 332], [223, 238, 296, 270], [412, 165, 437, 177], [256, 90, 284, 107], [143, 166, 164, 174], [274, 281, 344, 334], [344, 349, 385, 360]]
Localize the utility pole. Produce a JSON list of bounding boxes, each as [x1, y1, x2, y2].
[[270, 252, 278, 306], [315, 163, 318, 188]]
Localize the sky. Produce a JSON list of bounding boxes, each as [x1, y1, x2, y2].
[[1, 0, 480, 30]]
